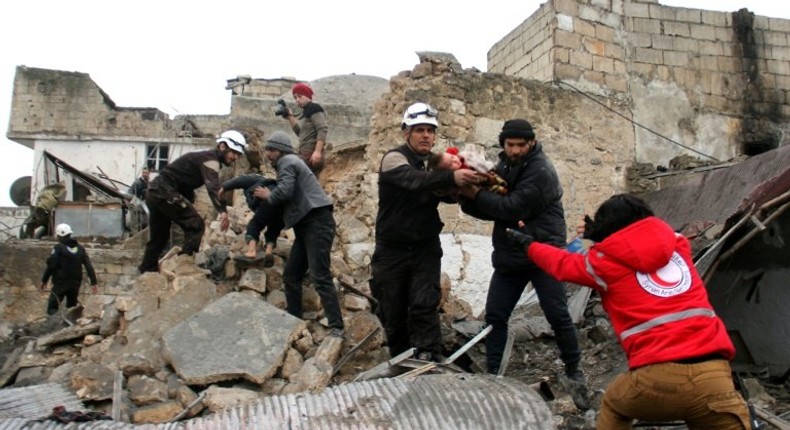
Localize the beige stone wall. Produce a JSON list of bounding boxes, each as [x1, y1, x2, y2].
[[0, 241, 141, 324], [8, 66, 174, 140], [487, 0, 790, 166]]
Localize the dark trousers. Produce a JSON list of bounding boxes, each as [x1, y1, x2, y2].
[[485, 267, 581, 373], [139, 187, 205, 273], [47, 282, 80, 315], [370, 238, 443, 356], [283, 206, 343, 329], [245, 199, 285, 246]]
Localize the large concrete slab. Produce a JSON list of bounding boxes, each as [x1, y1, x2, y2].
[[162, 292, 306, 385]]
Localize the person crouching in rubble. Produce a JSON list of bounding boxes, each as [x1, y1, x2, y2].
[[40, 223, 98, 315], [138, 130, 245, 273], [507, 194, 751, 429], [219, 172, 284, 267]]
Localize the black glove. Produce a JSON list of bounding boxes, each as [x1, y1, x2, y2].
[[506, 228, 534, 251]]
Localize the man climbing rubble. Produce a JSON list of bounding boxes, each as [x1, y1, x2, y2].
[[138, 130, 245, 273]]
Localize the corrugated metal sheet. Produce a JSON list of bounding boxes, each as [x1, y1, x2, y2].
[[0, 382, 84, 420], [643, 145, 790, 255], [644, 145, 790, 232], [0, 374, 554, 429]]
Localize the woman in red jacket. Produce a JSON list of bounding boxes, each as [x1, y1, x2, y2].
[[508, 194, 750, 429]]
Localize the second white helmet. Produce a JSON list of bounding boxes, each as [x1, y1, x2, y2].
[[55, 223, 72, 237], [217, 130, 247, 154], [401, 102, 439, 130]]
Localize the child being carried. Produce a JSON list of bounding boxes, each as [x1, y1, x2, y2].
[[428, 145, 507, 195]]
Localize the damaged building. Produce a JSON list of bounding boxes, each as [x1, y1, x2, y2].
[[1, 0, 790, 428]]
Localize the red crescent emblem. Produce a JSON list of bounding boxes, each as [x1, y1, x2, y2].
[[647, 273, 678, 288]]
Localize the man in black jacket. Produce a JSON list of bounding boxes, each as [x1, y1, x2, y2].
[[138, 130, 246, 273], [370, 102, 477, 361], [128, 167, 150, 200], [460, 119, 583, 380], [40, 223, 98, 315]]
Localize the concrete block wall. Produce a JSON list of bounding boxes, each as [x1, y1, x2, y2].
[[488, 1, 556, 80], [487, 0, 790, 166], [7, 66, 173, 141]]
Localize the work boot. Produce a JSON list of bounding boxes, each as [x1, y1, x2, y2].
[[416, 351, 434, 362], [560, 363, 590, 410], [565, 363, 586, 384]]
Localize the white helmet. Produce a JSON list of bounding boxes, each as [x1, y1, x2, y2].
[[217, 130, 247, 154], [401, 102, 439, 130], [55, 223, 72, 237]]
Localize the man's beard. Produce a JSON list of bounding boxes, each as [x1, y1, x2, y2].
[[506, 154, 524, 166]]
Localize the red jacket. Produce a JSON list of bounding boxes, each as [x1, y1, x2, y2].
[[528, 216, 734, 369]]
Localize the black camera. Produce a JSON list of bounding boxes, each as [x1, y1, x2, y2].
[[274, 99, 290, 117]]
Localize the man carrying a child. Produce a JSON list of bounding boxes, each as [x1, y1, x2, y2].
[[458, 119, 583, 381]]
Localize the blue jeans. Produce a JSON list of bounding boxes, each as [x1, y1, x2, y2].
[[283, 206, 343, 330], [485, 267, 580, 373]]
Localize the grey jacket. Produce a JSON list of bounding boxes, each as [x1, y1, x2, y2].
[[268, 154, 332, 228]]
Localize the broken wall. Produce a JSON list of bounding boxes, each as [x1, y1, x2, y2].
[[488, 0, 790, 166]]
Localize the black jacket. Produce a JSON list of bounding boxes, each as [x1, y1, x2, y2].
[[375, 144, 456, 244], [462, 142, 566, 272], [222, 174, 277, 211], [148, 149, 227, 213], [128, 176, 148, 199], [41, 238, 98, 286]]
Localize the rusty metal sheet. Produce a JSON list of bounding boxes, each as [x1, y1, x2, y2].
[[643, 145, 790, 254]]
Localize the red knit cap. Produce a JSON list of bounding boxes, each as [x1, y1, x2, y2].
[[292, 83, 313, 99]]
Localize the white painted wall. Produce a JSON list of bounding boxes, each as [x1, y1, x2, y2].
[[29, 139, 207, 202]]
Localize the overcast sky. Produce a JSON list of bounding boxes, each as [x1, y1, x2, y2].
[[1, 1, 789, 206]]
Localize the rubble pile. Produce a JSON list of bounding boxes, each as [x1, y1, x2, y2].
[[3, 242, 788, 428]]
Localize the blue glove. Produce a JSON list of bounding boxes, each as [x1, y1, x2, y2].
[[506, 228, 534, 251]]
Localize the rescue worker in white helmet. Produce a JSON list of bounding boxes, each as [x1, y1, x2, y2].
[[138, 130, 246, 273], [40, 223, 98, 315], [369, 102, 478, 361]]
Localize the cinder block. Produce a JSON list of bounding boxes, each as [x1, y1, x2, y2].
[[624, 2, 649, 19], [632, 18, 661, 34], [593, 55, 615, 73], [764, 31, 788, 47], [635, 47, 663, 65], [676, 8, 701, 24], [604, 73, 628, 92], [768, 17, 790, 33], [556, 29, 582, 50], [648, 4, 675, 21], [581, 70, 606, 85], [595, 23, 615, 42], [664, 22, 690, 37], [690, 24, 716, 41]]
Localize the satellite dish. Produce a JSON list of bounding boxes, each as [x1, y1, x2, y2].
[[9, 176, 31, 206]]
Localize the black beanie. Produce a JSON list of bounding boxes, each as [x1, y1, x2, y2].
[[498, 119, 535, 146]]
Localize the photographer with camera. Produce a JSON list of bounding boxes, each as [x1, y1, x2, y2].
[[276, 82, 328, 176]]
